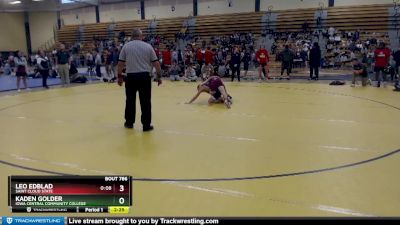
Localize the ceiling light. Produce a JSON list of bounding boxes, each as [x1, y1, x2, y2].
[[32, 0, 43, 1], [9, 1, 22, 4]]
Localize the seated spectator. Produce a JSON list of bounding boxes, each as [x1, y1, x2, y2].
[[169, 61, 181, 81], [333, 47, 341, 56], [328, 27, 335, 37], [340, 54, 349, 66], [184, 64, 197, 82], [334, 35, 341, 45], [201, 63, 214, 80], [327, 43, 334, 52], [67, 60, 85, 83], [351, 58, 368, 87], [3, 62, 12, 75], [217, 62, 226, 77]]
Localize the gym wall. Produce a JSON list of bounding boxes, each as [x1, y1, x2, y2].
[[60, 6, 97, 25], [334, 0, 394, 6], [100, 1, 141, 23], [58, 0, 396, 25], [146, 0, 193, 19], [260, 0, 329, 11], [29, 11, 57, 51], [198, 0, 254, 15], [0, 13, 27, 53]]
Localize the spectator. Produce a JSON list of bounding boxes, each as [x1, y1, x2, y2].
[[172, 49, 178, 63], [104, 50, 114, 82], [230, 47, 241, 82], [217, 62, 226, 77], [55, 44, 71, 87], [86, 51, 94, 71], [94, 50, 102, 79], [328, 27, 335, 37], [3, 58, 12, 75], [162, 48, 172, 75], [279, 45, 295, 80], [169, 61, 181, 81], [204, 47, 214, 66], [196, 48, 204, 68], [334, 34, 341, 45], [374, 42, 391, 87], [184, 63, 197, 82], [201, 63, 214, 81], [242, 50, 251, 78], [256, 46, 270, 81], [111, 48, 119, 82], [309, 42, 321, 80], [36, 50, 50, 89], [14, 51, 29, 92], [351, 58, 368, 87], [393, 47, 400, 76]]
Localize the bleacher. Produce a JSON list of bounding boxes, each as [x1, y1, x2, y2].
[[56, 3, 395, 72]]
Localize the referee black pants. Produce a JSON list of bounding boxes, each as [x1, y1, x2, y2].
[[231, 65, 240, 82], [125, 73, 152, 127]]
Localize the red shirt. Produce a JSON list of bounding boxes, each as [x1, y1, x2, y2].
[[162, 50, 172, 65], [374, 48, 391, 67], [256, 49, 269, 64], [205, 50, 214, 65], [196, 49, 203, 61]]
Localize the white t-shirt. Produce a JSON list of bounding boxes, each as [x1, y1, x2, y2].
[[95, 54, 102, 65], [36, 56, 49, 70], [329, 27, 335, 36], [185, 68, 196, 77]]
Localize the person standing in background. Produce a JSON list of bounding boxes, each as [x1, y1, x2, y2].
[[374, 42, 391, 87], [351, 58, 368, 87], [196, 47, 204, 69], [117, 28, 162, 132], [230, 47, 241, 82], [279, 45, 295, 80], [94, 50, 102, 79], [55, 44, 71, 87], [392, 47, 400, 79], [309, 42, 321, 81], [14, 51, 29, 92], [162, 47, 172, 76], [104, 50, 114, 82], [256, 46, 270, 81], [86, 51, 94, 72], [111, 48, 119, 82], [205, 47, 214, 66], [36, 50, 50, 89], [241, 50, 251, 78]]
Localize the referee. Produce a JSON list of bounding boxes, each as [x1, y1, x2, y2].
[[117, 28, 162, 132]]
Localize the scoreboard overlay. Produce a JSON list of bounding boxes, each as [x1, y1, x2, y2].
[[8, 176, 132, 213]]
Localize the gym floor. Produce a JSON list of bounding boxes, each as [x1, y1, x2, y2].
[[0, 81, 399, 216]]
